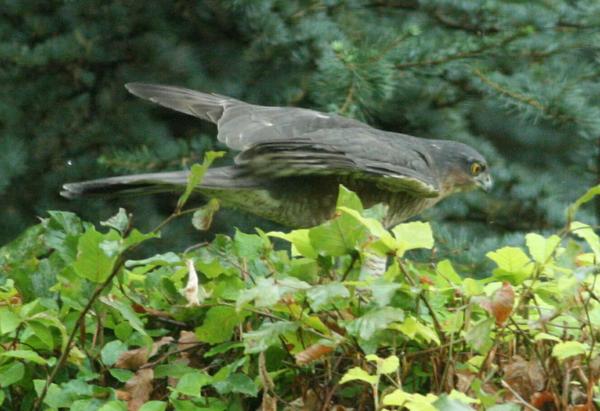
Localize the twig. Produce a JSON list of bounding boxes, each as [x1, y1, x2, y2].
[[33, 254, 126, 410], [501, 380, 540, 411]]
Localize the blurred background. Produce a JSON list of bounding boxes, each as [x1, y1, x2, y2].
[[1, 0, 599, 266]]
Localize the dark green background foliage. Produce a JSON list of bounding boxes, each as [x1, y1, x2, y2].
[[2, 0, 599, 261]]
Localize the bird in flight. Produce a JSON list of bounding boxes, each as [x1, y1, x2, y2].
[[62, 83, 492, 228]]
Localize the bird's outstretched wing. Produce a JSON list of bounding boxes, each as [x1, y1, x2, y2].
[[126, 83, 370, 150], [236, 128, 440, 197], [126, 83, 440, 197]]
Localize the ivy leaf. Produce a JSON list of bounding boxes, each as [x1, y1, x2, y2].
[[269, 229, 317, 259], [306, 283, 350, 311], [101, 340, 129, 366], [552, 341, 588, 361], [174, 371, 212, 397], [567, 184, 600, 221], [383, 389, 438, 410], [465, 318, 494, 353], [1, 349, 47, 365], [391, 221, 434, 255], [308, 186, 367, 256], [486, 246, 533, 284], [365, 354, 399, 375], [0, 361, 25, 387], [139, 401, 167, 411], [101, 298, 148, 338], [191, 199, 220, 231], [177, 151, 225, 210], [243, 321, 298, 354], [100, 208, 130, 235], [434, 394, 477, 410], [346, 307, 404, 340], [339, 367, 378, 385], [571, 221, 600, 260], [525, 233, 561, 263], [234, 230, 266, 259], [195, 306, 248, 345], [0, 308, 21, 334], [73, 227, 118, 283], [212, 373, 258, 397]]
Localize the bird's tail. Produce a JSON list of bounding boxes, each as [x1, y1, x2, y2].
[[61, 167, 260, 199], [125, 83, 238, 123]]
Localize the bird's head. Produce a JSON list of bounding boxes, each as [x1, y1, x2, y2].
[[430, 140, 492, 195]]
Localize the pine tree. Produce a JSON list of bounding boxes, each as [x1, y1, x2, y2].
[[2, 0, 599, 266]]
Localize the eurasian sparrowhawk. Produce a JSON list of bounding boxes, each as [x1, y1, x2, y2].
[[62, 83, 492, 227]]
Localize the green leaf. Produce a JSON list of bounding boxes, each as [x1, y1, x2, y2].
[[0, 308, 21, 334], [567, 184, 600, 221], [195, 306, 248, 344], [525, 233, 561, 263], [139, 401, 167, 411], [177, 151, 225, 209], [486, 246, 533, 284], [154, 363, 197, 379], [243, 321, 298, 354], [100, 208, 130, 235], [0, 361, 25, 387], [236, 277, 310, 310], [212, 373, 258, 396], [392, 316, 440, 344], [27, 320, 54, 350], [73, 227, 118, 283], [174, 371, 212, 397], [391, 221, 434, 255], [192, 199, 220, 230], [0, 349, 47, 365], [126, 252, 181, 268], [434, 394, 477, 410], [365, 354, 399, 375], [346, 307, 404, 340], [383, 389, 438, 410], [234, 230, 265, 259], [98, 401, 128, 411], [552, 341, 588, 361], [109, 368, 134, 383], [307, 283, 350, 311], [465, 318, 493, 353], [571, 221, 600, 260], [101, 340, 129, 366], [436, 260, 462, 285], [101, 298, 148, 338], [308, 187, 367, 256], [339, 367, 378, 385], [268, 229, 317, 258]]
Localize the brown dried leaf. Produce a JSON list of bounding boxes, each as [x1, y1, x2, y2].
[[480, 282, 515, 325], [115, 336, 173, 370], [530, 391, 556, 410], [115, 347, 148, 370], [125, 368, 154, 411], [503, 356, 545, 402], [295, 344, 334, 366]]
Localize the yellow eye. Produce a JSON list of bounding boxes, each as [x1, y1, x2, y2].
[[470, 162, 483, 176]]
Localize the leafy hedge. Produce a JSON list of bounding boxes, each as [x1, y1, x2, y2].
[[1, 159, 600, 410]]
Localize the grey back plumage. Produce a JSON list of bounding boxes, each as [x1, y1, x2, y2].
[[124, 83, 440, 196]]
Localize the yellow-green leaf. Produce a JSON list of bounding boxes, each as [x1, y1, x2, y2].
[[339, 367, 378, 385], [552, 341, 588, 361], [525, 233, 561, 263]]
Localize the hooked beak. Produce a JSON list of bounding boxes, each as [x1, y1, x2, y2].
[[476, 173, 493, 193]]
